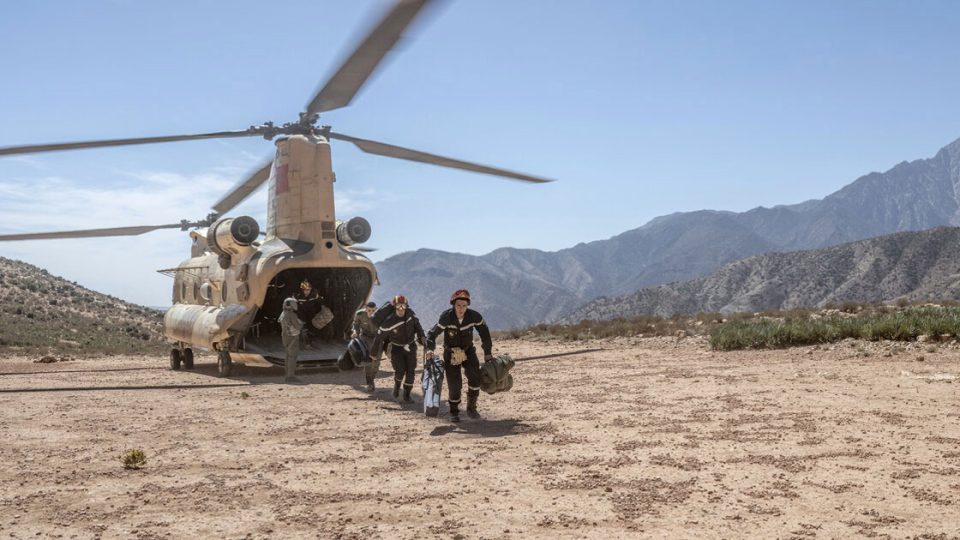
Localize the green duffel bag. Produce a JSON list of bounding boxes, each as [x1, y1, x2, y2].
[[480, 354, 515, 395]]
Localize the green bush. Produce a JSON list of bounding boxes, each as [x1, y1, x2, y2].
[[709, 306, 960, 350]]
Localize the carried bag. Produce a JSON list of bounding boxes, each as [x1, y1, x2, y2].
[[336, 349, 354, 371], [347, 337, 370, 366], [311, 305, 334, 330], [480, 354, 515, 395], [421, 356, 444, 417]]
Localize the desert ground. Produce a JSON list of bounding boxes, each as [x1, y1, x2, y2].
[[0, 336, 958, 539]]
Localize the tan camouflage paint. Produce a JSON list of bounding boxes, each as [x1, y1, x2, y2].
[[163, 135, 376, 356]]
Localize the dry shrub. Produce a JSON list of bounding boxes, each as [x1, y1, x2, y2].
[[121, 449, 146, 470]]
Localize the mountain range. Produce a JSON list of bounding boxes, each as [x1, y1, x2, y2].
[[561, 226, 960, 321], [374, 137, 960, 329]]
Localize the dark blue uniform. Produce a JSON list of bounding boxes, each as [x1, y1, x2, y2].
[[425, 308, 492, 417], [371, 310, 425, 401]]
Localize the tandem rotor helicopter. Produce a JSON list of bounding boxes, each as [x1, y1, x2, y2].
[[0, 0, 551, 376]]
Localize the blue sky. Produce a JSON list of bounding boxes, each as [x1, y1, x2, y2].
[[2, 0, 960, 307]]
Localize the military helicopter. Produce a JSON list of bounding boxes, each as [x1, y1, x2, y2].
[[0, 0, 551, 376]]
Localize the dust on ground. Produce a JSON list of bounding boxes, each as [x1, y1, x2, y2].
[[0, 336, 958, 539]]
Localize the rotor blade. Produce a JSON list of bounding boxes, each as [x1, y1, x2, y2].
[[0, 223, 184, 242], [0, 130, 259, 157], [211, 160, 274, 214], [328, 131, 554, 183], [349, 246, 378, 252], [306, 0, 436, 115]]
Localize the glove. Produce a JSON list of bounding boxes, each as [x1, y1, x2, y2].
[[484, 354, 493, 363], [425, 350, 434, 360]]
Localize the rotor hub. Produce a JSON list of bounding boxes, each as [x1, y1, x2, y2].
[[247, 112, 324, 140]]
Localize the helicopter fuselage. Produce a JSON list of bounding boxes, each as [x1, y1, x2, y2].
[[161, 135, 376, 366]]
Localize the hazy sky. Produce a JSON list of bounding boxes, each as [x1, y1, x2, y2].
[[2, 0, 960, 307]]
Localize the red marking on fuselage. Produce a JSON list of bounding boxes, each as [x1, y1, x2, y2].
[[275, 163, 289, 194]]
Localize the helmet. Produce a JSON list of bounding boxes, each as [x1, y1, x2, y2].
[[449, 289, 471, 305], [337, 349, 355, 371], [392, 295, 408, 307], [347, 337, 370, 365], [300, 279, 311, 290], [283, 297, 298, 310]]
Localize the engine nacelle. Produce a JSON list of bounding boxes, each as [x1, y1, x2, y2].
[[207, 216, 260, 261], [336, 216, 371, 246]]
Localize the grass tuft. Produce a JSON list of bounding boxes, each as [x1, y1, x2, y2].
[[121, 449, 147, 470]]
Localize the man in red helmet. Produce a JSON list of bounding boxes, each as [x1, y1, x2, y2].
[[370, 295, 426, 404], [425, 288, 493, 422]]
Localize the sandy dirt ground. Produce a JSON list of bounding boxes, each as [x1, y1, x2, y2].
[[0, 336, 958, 539]]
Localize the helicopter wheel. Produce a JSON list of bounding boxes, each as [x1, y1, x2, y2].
[[183, 348, 195, 370], [217, 350, 232, 378], [169, 349, 182, 371]]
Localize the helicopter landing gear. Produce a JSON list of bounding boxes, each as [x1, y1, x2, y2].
[[170, 348, 182, 371], [182, 348, 195, 370], [217, 350, 233, 378]]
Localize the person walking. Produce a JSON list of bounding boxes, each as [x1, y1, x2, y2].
[[425, 289, 493, 422], [278, 297, 304, 383], [352, 301, 380, 391], [370, 295, 426, 403]]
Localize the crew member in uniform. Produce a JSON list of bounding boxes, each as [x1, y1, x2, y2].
[[370, 295, 426, 403], [278, 297, 304, 383], [295, 279, 332, 346], [352, 301, 379, 391], [425, 289, 493, 423]]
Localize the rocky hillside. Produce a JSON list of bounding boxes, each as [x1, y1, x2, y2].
[[561, 226, 960, 321], [0, 256, 166, 355], [376, 137, 960, 329]]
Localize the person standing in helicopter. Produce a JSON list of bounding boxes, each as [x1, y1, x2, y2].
[[352, 301, 380, 391], [295, 279, 333, 346], [278, 297, 304, 383], [370, 295, 425, 403], [425, 289, 493, 423]]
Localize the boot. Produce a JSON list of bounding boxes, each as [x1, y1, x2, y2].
[[402, 384, 414, 403], [449, 401, 461, 423], [392, 379, 401, 399], [364, 373, 375, 392], [466, 390, 480, 419]]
